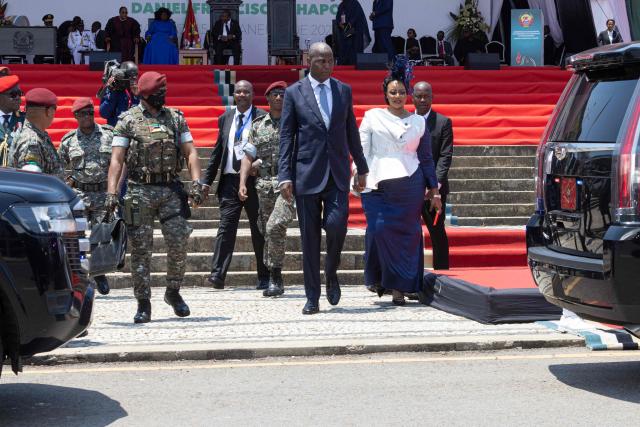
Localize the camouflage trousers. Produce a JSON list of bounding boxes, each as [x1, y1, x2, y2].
[[256, 178, 295, 269], [124, 183, 193, 300], [77, 190, 108, 227]]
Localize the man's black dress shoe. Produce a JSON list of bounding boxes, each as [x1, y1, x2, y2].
[[325, 276, 341, 306], [207, 275, 225, 289], [302, 300, 319, 315], [95, 275, 110, 295], [134, 299, 151, 324], [164, 288, 191, 317], [256, 277, 270, 290]]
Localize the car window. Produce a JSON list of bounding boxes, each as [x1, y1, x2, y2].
[[552, 69, 640, 143]]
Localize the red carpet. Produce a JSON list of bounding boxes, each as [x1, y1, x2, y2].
[[7, 64, 568, 270], [433, 267, 536, 289]]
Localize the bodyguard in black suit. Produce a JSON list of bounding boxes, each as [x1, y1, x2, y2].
[[212, 10, 242, 65], [597, 19, 623, 46], [413, 81, 453, 270], [201, 80, 269, 289], [278, 42, 369, 314]]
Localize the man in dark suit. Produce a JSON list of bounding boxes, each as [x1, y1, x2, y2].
[[201, 80, 269, 290], [278, 42, 369, 315], [436, 31, 454, 66], [597, 18, 623, 46], [212, 10, 242, 65], [370, 0, 394, 62], [0, 73, 24, 167], [413, 81, 453, 270]]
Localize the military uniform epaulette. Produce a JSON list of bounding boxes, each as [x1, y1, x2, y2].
[[99, 123, 115, 132], [252, 114, 266, 125]]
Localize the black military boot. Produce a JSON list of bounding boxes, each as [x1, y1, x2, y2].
[[263, 268, 284, 297], [95, 275, 110, 295], [134, 299, 151, 324], [164, 288, 191, 317]]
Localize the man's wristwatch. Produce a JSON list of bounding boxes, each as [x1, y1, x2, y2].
[[433, 194, 442, 198]]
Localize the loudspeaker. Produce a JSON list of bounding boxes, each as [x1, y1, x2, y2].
[[89, 51, 122, 71], [356, 53, 388, 70], [464, 53, 500, 70]]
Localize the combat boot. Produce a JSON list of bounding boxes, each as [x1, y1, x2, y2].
[[134, 299, 151, 324], [95, 275, 110, 295], [164, 288, 191, 317], [263, 268, 284, 297]]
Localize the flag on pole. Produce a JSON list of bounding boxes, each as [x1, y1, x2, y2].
[[181, 0, 200, 48]]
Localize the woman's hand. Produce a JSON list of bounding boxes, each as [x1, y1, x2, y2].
[[425, 188, 442, 212]]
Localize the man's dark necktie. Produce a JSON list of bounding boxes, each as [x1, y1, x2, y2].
[[232, 113, 245, 172], [439, 41, 445, 56], [225, 23, 230, 36], [2, 114, 10, 130]]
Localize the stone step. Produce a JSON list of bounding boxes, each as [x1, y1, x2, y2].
[[119, 251, 366, 273], [452, 145, 538, 157], [451, 156, 535, 168], [448, 167, 535, 180], [448, 191, 534, 205], [148, 228, 366, 252], [451, 203, 534, 217], [448, 179, 533, 192], [107, 270, 366, 289], [455, 216, 530, 226], [152, 219, 299, 230]]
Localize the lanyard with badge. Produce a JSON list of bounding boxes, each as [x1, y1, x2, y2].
[[233, 112, 251, 159]]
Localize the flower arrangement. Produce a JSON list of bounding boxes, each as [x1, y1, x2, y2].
[[448, 0, 490, 42], [0, 2, 8, 26]]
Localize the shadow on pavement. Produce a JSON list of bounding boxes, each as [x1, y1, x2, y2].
[[0, 383, 127, 426], [549, 361, 640, 403], [105, 316, 231, 326]]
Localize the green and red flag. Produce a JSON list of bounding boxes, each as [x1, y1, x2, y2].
[[181, 0, 201, 48]]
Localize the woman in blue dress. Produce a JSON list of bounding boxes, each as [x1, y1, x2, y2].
[[143, 7, 179, 65], [354, 57, 442, 305]]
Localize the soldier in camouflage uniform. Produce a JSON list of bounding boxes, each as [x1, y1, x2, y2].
[[104, 71, 204, 324], [9, 88, 63, 178], [58, 97, 113, 295], [0, 72, 25, 167], [239, 81, 295, 297]]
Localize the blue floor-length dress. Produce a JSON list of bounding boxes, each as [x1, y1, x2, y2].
[[143, 19, 179, 65], [358, 109, 438, 293]]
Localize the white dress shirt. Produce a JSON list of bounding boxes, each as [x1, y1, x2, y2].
[[308, 74, 332, 128], [608, 30, 614, 43], [358, 108, 427, 191], [0, 109, 11, 127], [224, 107, 252, 175]]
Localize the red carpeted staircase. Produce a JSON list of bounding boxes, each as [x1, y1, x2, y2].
[[9, 64, 571, 269]]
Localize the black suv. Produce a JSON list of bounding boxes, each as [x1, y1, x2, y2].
[[0, 168, 93, 376], [527, 42, 640, 329]]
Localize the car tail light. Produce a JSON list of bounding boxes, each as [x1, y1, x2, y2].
[[535, 74, 578, 214], [615, 97, 640, 222]]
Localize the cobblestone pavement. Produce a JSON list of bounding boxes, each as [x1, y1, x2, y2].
[[62, 286, 556, 350]]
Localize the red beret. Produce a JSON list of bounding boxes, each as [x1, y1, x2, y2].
[[137, 71, 167, 97], [25, 88, 57, 107], [0, 75, 19, 93], [264, 81, 287, 96], [71, 97, 94, 113]]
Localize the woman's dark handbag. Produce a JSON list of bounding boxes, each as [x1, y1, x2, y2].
[[89, 217, 127, 276]]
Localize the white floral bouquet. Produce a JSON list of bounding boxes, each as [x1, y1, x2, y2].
[[448, 0, 490, 42]]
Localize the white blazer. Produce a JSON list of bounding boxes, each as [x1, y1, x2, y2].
[[357, 107, 426, 191]]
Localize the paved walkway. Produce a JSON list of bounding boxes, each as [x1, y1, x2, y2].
[[33, 286, 583, 364]]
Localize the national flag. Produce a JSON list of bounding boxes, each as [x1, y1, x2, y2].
[[181, 0, 200, 48]]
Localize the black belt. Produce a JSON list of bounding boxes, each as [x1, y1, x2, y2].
[[76, 181, 108, 192], [132, 172, 177, 185]]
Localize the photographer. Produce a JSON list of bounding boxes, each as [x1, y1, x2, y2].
[[98, 61, 139, 126]]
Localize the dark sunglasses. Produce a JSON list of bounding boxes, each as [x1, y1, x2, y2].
[[75, 110, 94, 117], [270, 90, 285, 98], [1, 90, 22, 99]]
